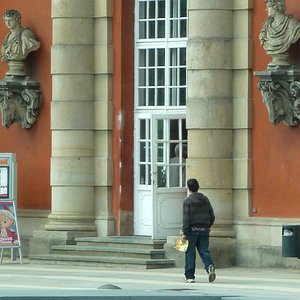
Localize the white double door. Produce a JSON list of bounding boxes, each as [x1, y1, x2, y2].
[[134, 113, 187, 239]]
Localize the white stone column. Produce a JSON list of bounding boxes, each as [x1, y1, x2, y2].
[[94, 0, 114, 235], [187, 0, 235, 238], [46, 0, 96, 231]]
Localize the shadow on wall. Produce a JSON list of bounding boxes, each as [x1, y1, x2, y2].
[[290, 40, 300, 66]]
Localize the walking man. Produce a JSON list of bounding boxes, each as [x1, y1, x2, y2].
[[182, 178, 216, 283]]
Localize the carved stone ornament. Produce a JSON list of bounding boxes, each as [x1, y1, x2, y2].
[[0, 9, 41, 129], [255, 67, 300, 126], [0, 77, 41, 128], [255, 0, 300, 126]]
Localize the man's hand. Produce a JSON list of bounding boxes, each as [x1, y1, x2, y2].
[[181, 234, 187, 242]]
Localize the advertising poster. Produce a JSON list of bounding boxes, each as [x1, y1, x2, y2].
[[0, 201, 20, 247], [0, 167, 9, 198]]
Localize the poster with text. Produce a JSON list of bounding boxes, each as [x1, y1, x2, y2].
[[0, 201, 20, 247], [0, 167, 9, 198]]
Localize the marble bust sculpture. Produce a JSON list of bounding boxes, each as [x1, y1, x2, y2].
[[259, 0, 300, 66], [1, 9, 40, 75]]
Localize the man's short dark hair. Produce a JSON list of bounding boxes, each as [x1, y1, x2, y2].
[[187, 178, 199, 192]]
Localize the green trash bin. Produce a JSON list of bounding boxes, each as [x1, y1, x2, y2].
[[282, 224, 300, 258]]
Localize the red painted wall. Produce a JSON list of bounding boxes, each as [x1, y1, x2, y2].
[[112, 0, 134, 234], [0, 1, 51, 209], [252, 0, 300, 217]]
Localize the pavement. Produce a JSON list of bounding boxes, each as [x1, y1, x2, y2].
[[0, 259, 300, 299]]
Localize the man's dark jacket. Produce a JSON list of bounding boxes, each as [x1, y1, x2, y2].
[[182, 192, 215, 235]]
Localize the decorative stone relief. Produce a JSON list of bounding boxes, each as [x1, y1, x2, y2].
[[0, 9, 41, 129], [255, 0, 300, 126]]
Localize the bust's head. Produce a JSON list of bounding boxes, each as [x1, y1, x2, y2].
[[265, 0, 285, 14], [3, 9, 21, 25]]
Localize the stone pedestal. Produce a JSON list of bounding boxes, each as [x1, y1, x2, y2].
[[255, 66, 300, 126], [0, 76, 41, 128]]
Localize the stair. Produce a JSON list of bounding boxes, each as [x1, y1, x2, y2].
[[29, 236, 175, 269]]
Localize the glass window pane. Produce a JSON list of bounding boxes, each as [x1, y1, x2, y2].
[[139, 69, 146, 86], [180, 20, 187, 37], [149, 88, 155, 105], [170, 48, 178, 66], [149, 0, 156, 19], [157, 69, 165, 86], [180, 48, 186, 66], [139, 21, 147, 39], [169, 88, 177, 106], [157, 0, 165, 18], [139, 1, 147, 19], [139, 49, 146, 67], [149, 21, 155, 38], [139, 89, 146, 106], [180, 0, 187, 17], [157, 88, 165, 106], [179, 68, 186, 85], [148, 69, 155, 86], [170, 0, 178, 18], [148, 49, 155, 66], [170, 68, 177, 85], [170, 20, 178, 38], [179, 88, 186, 106], [157, 49, 165, 66], [157, 21, 165, 38]]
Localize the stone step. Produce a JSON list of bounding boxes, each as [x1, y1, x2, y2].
[[51, 245, 165, 259], [29, 254, 175, 269], [74, 236, 166, 250]]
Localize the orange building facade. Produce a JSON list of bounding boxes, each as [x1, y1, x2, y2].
[[0, 0, 299, 268]]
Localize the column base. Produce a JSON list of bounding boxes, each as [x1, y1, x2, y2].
[[44, 213, 97, 231]]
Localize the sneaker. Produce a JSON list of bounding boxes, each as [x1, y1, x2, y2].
[[208, 264, 216, 283], [184, 278, 195, 283]]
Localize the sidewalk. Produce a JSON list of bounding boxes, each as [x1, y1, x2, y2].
[[0, 259, 300, 299]]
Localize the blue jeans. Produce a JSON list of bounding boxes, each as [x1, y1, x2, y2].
[[184, 230, 214, 280]]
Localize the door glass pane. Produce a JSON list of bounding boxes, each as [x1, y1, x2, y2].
[[157, 165, 166, 187], [140, 119, 146, 139], [157, 119, 164, 139], [170, 119, 179, 140], [140, 165, 146, 184], [157, 143, 164, 163], [140, 142, 146, 162]]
